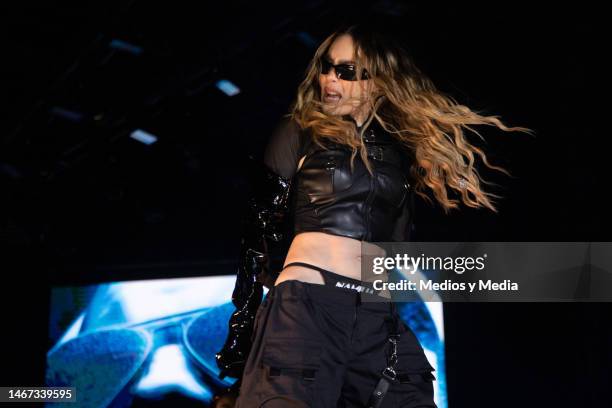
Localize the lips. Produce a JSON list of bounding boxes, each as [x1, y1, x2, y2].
[[323, 87, 342, 103]]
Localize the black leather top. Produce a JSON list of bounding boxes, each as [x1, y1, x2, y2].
[[263, 116, 414, 242]]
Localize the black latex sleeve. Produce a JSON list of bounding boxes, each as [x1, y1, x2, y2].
[[215, 116, 302, 380]]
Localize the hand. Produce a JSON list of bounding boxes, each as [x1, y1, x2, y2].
[[215, 238, 267, 379]]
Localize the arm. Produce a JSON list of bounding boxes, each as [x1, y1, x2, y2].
[[215, 116, 303, 379], [248, 115, 305, 289]]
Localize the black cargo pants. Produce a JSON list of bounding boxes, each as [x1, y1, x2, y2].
[[235, 266, 437, 408]]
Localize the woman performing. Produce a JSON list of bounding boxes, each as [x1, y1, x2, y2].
[[216, 23, 530, 407]]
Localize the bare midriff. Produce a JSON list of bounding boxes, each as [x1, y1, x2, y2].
[[274, 154, 387, 287], [274, 231, 387, 287]]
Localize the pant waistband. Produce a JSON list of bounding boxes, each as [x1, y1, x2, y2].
[[273, 262, 395, 312], [283, 261, 378, 291]]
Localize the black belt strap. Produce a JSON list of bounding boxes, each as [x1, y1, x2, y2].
[[367, 303, 401, 408]]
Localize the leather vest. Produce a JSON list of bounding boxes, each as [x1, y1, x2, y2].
[[292, 119, 414, 242]]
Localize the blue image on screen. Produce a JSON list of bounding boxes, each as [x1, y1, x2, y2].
[[46, 274, 446, 407]]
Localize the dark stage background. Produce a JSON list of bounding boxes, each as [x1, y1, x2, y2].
[[1, 1, 609, 407]]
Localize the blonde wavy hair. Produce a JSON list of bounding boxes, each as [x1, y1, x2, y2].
[[289, 24, 533, 213]]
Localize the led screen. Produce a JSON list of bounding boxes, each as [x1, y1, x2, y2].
[[46, 274, 446, 407]]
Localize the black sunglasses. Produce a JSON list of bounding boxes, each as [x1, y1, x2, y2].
[[320, 58, 370, 81]]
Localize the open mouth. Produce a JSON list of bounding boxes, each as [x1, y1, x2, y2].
[[324, 91, 341, 103]]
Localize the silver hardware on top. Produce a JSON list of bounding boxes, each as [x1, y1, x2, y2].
[[367, 146, 384, 161], [325, 158, 337, 171]]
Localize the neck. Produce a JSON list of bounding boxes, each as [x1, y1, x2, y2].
[[343, 113, 368, 129], [352, 111, 367, 128]]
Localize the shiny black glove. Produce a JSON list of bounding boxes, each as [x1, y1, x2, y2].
[[215, 158, 292, 379]]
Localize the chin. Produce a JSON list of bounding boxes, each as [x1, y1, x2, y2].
[[322, 105, 349, 116]]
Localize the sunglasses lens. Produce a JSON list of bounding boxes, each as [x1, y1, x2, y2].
[[185, 304, 236, 379], [320, 59, 332, 75], [336, 65, 357, 81], [320, 59, 369, 81], [46, 329, 152, 407]]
